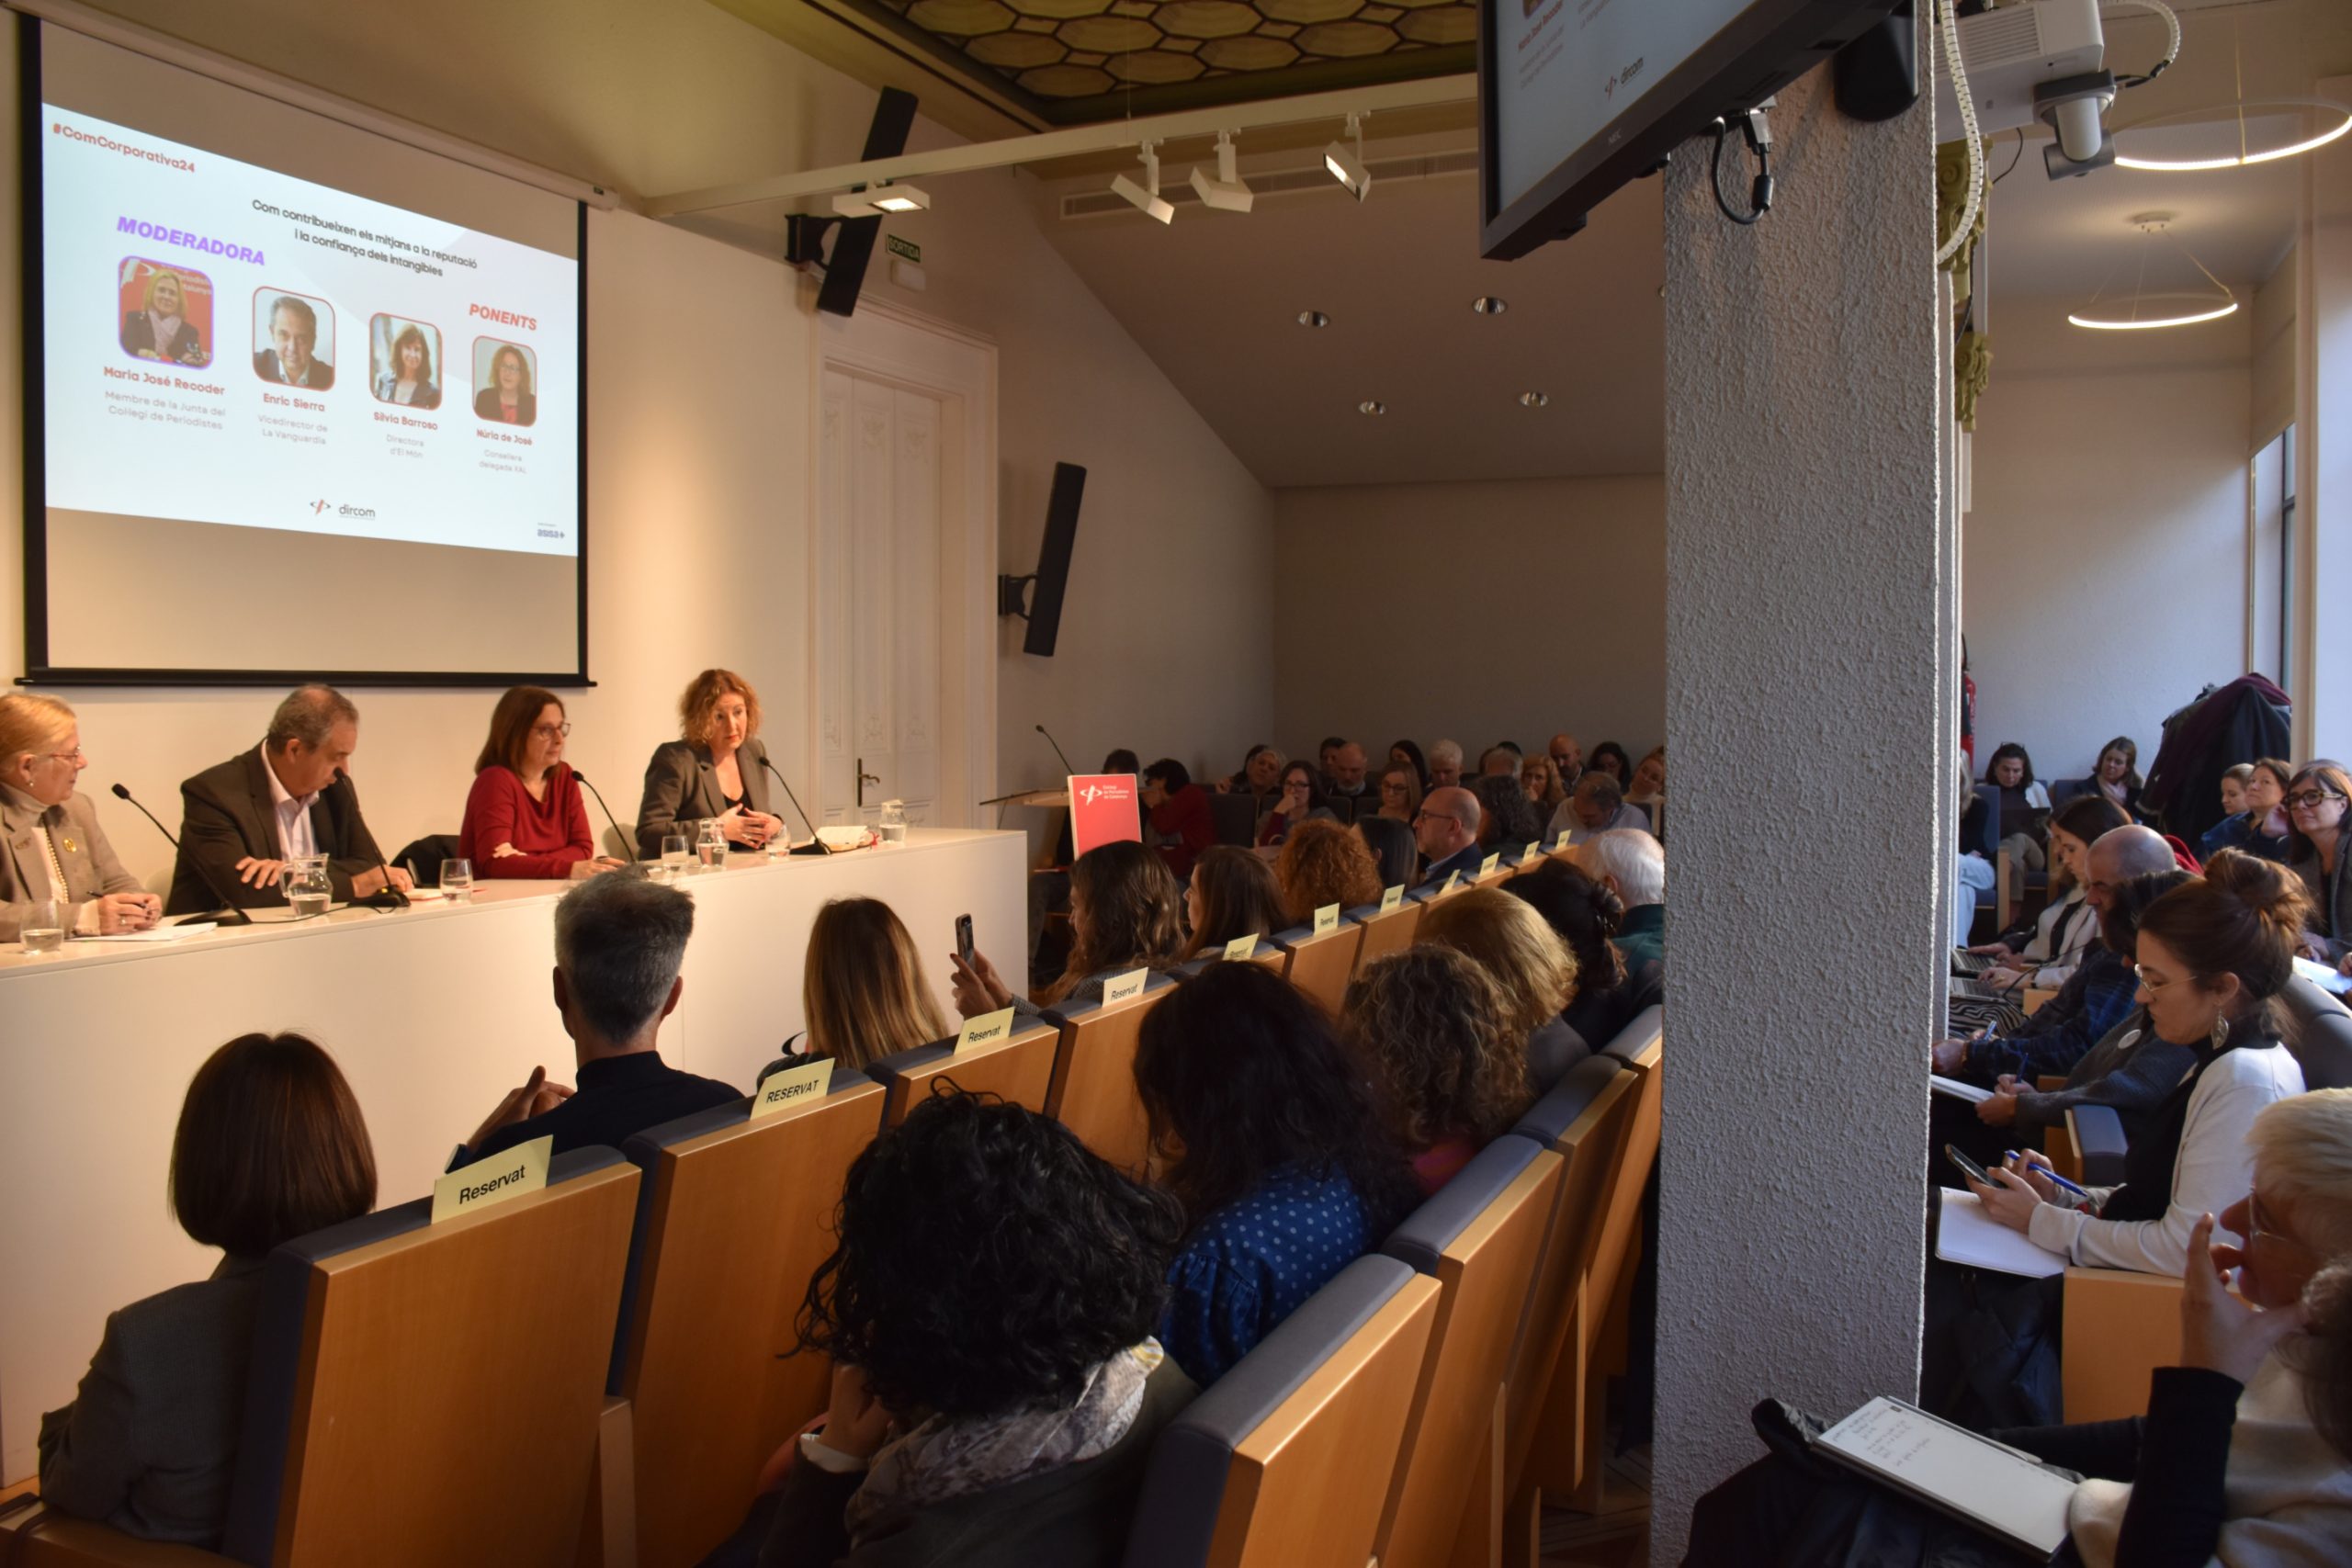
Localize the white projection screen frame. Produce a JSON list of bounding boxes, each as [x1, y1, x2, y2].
[[19, 18, 589, 685]]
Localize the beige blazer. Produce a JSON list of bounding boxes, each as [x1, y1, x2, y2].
[[1, 788, 143, 941]]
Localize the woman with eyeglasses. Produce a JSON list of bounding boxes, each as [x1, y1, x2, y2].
[[0, 693, 160, 939], [1374, 761, 1421, 825], [459, 686, 622, 879], [2283, 761, 2352, 968]]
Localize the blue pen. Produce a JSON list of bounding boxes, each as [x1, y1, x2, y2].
[[2003, 1150, 2089, 1198]]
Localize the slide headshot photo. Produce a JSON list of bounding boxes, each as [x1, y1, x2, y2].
[[472, 338, 537, 427], [118, 258, 211, 367], [370, 315, 443, 410], [252, 288, 335, 389]]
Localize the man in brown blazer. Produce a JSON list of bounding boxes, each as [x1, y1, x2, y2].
[[1, 694, 160, 940], [165, 685, 412, 916]]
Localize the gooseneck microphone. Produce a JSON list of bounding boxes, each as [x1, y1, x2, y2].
[[570, 770, 637, 863], [332, 768, 409, 909], [759, 756, 834, 856], [1035, 724, 1077, 776], [110, 783, 252, 925]]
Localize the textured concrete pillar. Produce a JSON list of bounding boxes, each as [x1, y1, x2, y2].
[[1652, 52, 1948, 1558]]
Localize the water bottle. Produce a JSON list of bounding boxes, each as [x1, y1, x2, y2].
[[879, 799, 908, 845]]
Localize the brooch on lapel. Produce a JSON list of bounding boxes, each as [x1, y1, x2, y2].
[[62, 837, 79, 854]]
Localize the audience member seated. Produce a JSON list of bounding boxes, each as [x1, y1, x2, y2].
[[2285, 761, 2352, 966], [1273, 818, 1383, 927], [1971, 795, 2132, 989], [1588, 741, 1632, 784], [1478, 744, 1522, 779], [0, 693, 160, 939], [763, 1091, 1194, 1568], [457, 871, 739, 1164], [636, 668, 788, 857], [794, 897, 953, 1071], [1313, 737, 1345, 795], [2202, 757, 2291, 863], [1473, 773, 1544, 852], [1413, 785, 1486, 889], [1134, 962, 1418, 1384], [1341, 947, 1533, 1194], [1546, 733, 1584, 792], [1178, 846, 1287, 961], [1692, 1089, 2352, 1566], [1625, 746, 1666, 837], [1419, 886, 1586, 1089], [1324, 740, 1371, 805], [1388, 739, 1430, 793], [1375, 760, 1421, 824], [1983, 742, 2053, 870], [1508, 860, 1664, 1061], [1520, 752, 1567, 818], [2091, 735, 2146, 818], [958, 840, 1185, 1016], [1139, 758, 1214, 881], [458, 685, 623, 880], [1547, 770, 1651, 848], [1253, 761, 1336, 849], [38, 1032, 376, 1547], [1576, 829, 1666, 973], [167, 683, 412, 915], [1427, 739, 1465, 790], [1216, 743, 1283, 796], [1354, 816, 1419, 894]]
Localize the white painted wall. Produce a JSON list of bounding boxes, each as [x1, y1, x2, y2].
[[1963, 295, 2252, 783], [1269, 476, 1665, 768]]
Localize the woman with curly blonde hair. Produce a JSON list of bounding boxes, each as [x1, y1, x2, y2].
[[1341, 946, 1532, 1194], [1273, 817, 1383, 927], [1418, 886, 1585, 1089]]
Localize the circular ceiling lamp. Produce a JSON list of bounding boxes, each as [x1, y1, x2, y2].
[[2113, 97, 2351, 172], [2067, 212, 2237, 332]]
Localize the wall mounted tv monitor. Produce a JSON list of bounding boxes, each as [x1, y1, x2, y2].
[[1479, 0, 1900, 260]]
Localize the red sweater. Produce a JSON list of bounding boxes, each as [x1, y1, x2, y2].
[[1148, 784, 1216, 881], [459, 764, 594, 878]]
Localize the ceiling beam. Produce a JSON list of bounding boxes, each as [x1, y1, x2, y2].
[[707, 0, 1047, 142]]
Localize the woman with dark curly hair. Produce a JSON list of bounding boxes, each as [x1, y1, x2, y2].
[[1508, 859, 1662, 1058], [954, 840, 1187, 1015], [1136, 962, 1419, 1384], [763, 1090, 1193, 1567], [1272, 817, 1383, 926], [1341, 947, 1532, 1194], [1472, 773, 1545, 851], [1178, 846, 1287, 960], [1587, 741, 1632, 784], [1419, 886, 1586, 1089]]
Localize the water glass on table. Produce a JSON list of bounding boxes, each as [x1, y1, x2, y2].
[[439, 858, 475, 904], [21, 897, 64, 954], [284, 858, 333, 919], [696, 819, 728, 874], [661, 834, 691, 879]]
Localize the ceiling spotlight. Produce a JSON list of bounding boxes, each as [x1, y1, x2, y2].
[[1324, 113, 1371, 203], [832, 182, 930, 218], [1190, 130, 1254, 214], [1358, 400, 1385, 415], [1111, 141, 1174, 225], [1473, 297, 1509, 314], [1519, 391, 1549, 408], [1297, 310, 1329, 328]]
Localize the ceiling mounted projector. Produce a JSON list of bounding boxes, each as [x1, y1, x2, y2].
[[1933, 0, 2117, 178], [1190, 131, 1253, 213]]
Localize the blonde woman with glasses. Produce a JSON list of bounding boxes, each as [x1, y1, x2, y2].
[[0, 693, 158, 940]]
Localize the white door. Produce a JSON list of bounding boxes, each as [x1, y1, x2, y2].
[[815, 368, 942, 829]]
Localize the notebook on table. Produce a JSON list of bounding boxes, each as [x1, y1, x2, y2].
[[1814, 1396, 2075, 1560]]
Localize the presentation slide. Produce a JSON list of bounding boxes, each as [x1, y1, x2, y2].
[[28, 23, 585, 680], [1494, 0, 1747, 210]]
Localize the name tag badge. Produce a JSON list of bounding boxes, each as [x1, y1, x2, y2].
[[750, 1056, 832, 1120], [1554, 829, 1574, 853], [1479, 853, 1501, 877], [1380, 885, 1404, 913], [432, 1135, 551, 1224], [956, 1006, 1016, 1054], [1439, 870, 1463, 897], [1223, 933, 1259, 962], [1103, 966, 1149, 1006], [1314, 903, 1340, 935]]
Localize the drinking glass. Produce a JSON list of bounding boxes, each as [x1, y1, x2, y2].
[[284, 858, 333, 919], [696, 819, 728, 874], [662, 834, 691, 875], [21, 897, 63, 954], [440, 858, 475, 904]]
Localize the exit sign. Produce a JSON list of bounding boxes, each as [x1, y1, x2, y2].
[[886, 234, 922, 263]]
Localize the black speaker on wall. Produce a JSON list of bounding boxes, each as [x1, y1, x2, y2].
[[999, 463, 1086, 658], [780, 86, 919, 319]]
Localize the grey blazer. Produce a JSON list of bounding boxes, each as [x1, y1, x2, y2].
[[37, 1256, 266, 1548], [0, 787, 144, 941], [635, 737, 774, 859]]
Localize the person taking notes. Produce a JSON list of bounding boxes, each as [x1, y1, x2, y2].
[[0, 694, 159, 939]]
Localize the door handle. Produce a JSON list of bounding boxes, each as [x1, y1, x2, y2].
[[857, 759, 881, 807]]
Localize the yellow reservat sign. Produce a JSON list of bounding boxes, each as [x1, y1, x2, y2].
[[750, 1056, 832, 1120], [956, 1006, 1016, 1054], [431, 1135, 551, 1224]]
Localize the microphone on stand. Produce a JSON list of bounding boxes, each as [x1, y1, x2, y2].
[[1035, 724, 1077, 777], [332, 768, 409, 909], [759, 756, 835, 856], [570, 771, 638, 863], [110, 783, 253, 925]]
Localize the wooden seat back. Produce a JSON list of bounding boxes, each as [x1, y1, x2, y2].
[[614, 1068, 887, 1568], [1346, 899, 1423, 970], [865, 1018, 1062, 1125], [1270, 922, 1365, 1016], [2063, 1268, 2184, 1423], [1043, 976, 1177, 1177]]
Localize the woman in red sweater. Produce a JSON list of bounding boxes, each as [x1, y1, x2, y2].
[[459, 687, 620, 879]]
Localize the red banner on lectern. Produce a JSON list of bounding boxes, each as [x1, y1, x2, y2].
[[1068, 773, 1142, 858]]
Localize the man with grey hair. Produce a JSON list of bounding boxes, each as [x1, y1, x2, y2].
[[166, 683, 412, 914], [460, 872, 739, 1163], [1576, 829, 1665, 972], [253, 294, 334, 388], [1427, 739, 1465, 791], [1548, 770, 1654, 848], [1414, 785, 1485, 889]]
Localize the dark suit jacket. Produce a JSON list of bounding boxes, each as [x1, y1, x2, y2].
[[473, 388, 537, 425], [166, 749, 385, 914], [120, 312, 204, 365], [636, 738, 773, 859], [38, 1256, 266, 1548], [252, 350, 334, 389], [1417, 840, 1485, 889]]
